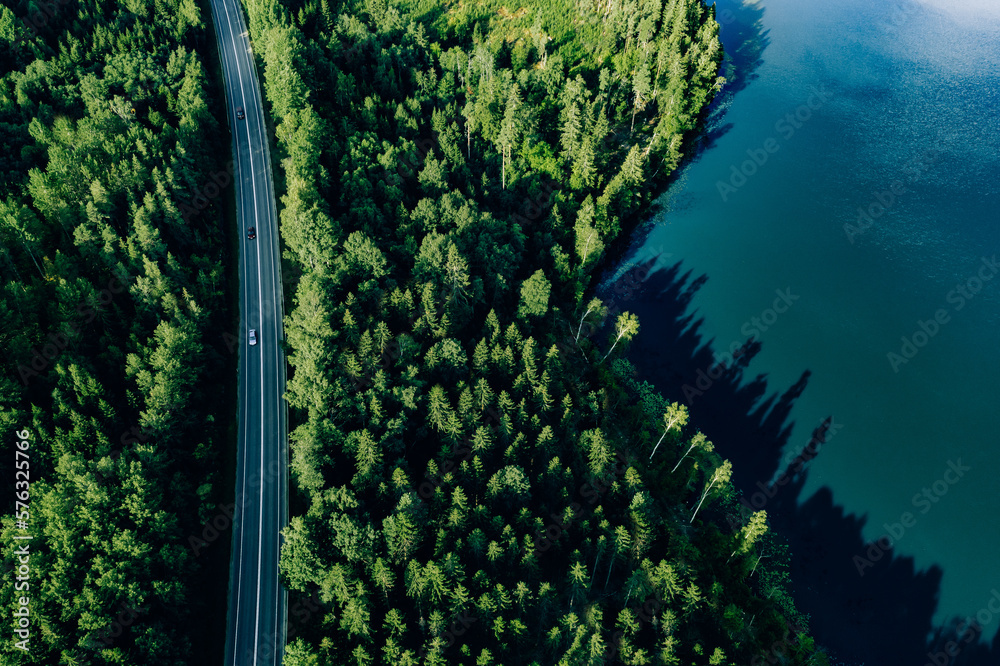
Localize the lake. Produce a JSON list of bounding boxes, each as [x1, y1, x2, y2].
[[608, 0, 1000, 663]]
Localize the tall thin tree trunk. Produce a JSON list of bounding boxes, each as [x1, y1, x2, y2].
[[643, 129, 658, 158], [581, 232, 595, 266], [576, 305, 594, 342], [652, 48, 664, 100], [670, 444, 695, 473], [649, 428, 668, 460], [690, 479, 716, 522], [602, 330, 624, 360]]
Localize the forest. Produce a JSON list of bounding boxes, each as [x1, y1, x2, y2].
[[1, 0, 232, 663], [242, 0, 831, 663], [0, 0, 831, 662]]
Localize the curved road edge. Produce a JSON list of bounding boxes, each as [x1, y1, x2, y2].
[[206, 0, 289, 664]]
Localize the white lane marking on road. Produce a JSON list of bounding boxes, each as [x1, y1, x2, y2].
[[210, 0, 248, 661], [217, 0, 265, 663], [216, 0, 288, 661], [239, 19, 285, 662]]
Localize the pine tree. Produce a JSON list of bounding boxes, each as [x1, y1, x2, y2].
[[444, 243, 471, 304], [473, 338, 490, 372], [497, 84, 524, 189], [630, 68, 652, 133], [568, 556, 588, 606], [574, 196, 604, 268], [427, 384, 454, 432], [372, 557, 394, 600]]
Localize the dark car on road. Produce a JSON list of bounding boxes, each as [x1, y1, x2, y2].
[[236, 106, 245, 120], [247, 226, 256, 240]]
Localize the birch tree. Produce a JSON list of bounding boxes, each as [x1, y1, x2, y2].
[[602, 311, 640, 360], [691, 460, 732, 522], [731, 509, 768, 560], [670, 431, 712, 473], [575, 297, 606, 342], [649, 402, 688, 460]]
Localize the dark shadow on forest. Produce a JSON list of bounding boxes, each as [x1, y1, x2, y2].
[[597, 257, 1000, 666]]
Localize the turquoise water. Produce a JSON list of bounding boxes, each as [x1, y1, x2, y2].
[[613, 0, 1000, 662]]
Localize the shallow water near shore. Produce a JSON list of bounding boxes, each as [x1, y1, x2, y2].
[[612, 0, 1000, 662]]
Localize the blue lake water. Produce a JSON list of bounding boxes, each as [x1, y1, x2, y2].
[[611, 0, 1000, 662]]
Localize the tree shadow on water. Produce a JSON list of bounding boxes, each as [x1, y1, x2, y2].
[[599, 257, 1000, 666], [712, 0, 770, 99], [682, 0, 772, 161], [640, 0, 770, 199]]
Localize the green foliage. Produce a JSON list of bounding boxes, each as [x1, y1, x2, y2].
[[486, 466, 531, 504], [517, 269, 551, 320], [240, 0, 827, 664], [603, 311, 640, 361], [0, 0, 230, 663]]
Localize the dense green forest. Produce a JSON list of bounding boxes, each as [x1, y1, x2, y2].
[[0, 0, 830, 662], [242, 0, 831, 663], [0, 0, 230, 663]]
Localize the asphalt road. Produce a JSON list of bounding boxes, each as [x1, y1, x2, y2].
[[207, 0, 288, 663]]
